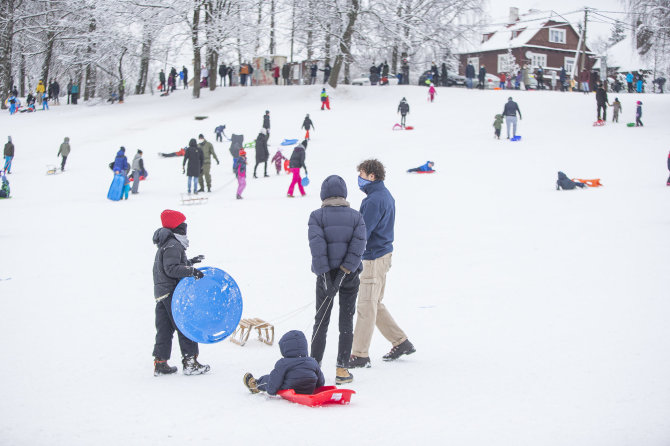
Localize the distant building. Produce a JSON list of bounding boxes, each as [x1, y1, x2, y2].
[[456, 7, 595, 78]]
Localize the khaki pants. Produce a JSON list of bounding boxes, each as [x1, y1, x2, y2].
[[198, 163, 212, 190], [352, 252, 407, 357]]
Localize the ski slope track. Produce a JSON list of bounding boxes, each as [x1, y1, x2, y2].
[[1, 84, 669, 445]]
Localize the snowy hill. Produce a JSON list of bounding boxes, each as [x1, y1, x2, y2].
[[1, 84, 669, 445]]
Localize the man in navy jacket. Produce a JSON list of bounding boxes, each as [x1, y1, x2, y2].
[[308, 175, 367, 384], [350, 159, 415, 369]]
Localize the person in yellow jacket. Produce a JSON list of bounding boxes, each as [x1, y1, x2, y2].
[[36, 80, 45, 95]]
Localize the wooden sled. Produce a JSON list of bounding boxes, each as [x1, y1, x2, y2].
[[573, 178, 603, 187], [230, 318, 274, 346], [180, 193, 208, 205]]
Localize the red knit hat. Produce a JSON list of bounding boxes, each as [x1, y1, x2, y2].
[[239, 149, 247, 156], [161, 209, 186, 229]]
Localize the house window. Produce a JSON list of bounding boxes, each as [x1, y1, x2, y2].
[[498, 54, 514, 73], [529, 53, 547, 69], [549, 28, 566, 44], [564, 57, 575, 74]]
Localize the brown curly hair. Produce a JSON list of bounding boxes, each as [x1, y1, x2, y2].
[[357, 159, 385, 181]]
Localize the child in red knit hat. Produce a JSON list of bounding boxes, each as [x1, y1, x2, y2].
[[152, 209, 210, 376], [236, 149, 247, 199]]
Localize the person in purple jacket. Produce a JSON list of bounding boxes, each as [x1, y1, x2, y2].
[[244, 330, 325, 395]]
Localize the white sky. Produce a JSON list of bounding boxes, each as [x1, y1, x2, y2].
[[486, 1, 630, 42]]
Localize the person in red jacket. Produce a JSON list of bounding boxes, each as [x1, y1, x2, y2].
[[272, 65, 280, 85]]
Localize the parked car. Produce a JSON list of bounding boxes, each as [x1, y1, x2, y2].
[[351, 73, 399, 86], [417, 70, 466, 87]]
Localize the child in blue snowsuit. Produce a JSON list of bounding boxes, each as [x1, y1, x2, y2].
[[407, 161, 435, 173], [42, 93, 49, 111], [244, 330, 325, 395]]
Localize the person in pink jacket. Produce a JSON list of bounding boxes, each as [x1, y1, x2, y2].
[[236, 149, 247, 199], [428, 83, 437, 102]]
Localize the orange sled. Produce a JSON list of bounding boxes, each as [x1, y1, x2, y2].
[[573, 178, 603, 187]]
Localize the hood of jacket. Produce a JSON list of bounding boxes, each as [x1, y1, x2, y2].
[[320, 175, 347, 200], [152, 227, 175, 247], [279, 330, 308, 358], [557, 171, 569, 181], [116, 149, 126, 158], [64, 137, 70, 143]]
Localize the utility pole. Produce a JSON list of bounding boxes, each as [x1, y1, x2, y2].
[[580, 8, 589, 72]]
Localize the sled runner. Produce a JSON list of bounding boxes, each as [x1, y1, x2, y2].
[[180, 193, 208, 205], [593, 120, 605, 127], [230, 318, 274, 346], [280, 139, 299, 146], [277, 386, 356, 407], [573, 178, 603, 187]]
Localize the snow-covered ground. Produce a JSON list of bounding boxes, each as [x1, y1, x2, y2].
[[1, 84, 669, 445]]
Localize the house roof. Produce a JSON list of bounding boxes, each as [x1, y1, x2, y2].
[[600, 34, 652, 72], [458, 10, 584, 54]]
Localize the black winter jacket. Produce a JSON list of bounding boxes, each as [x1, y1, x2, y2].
[[152, 228, 196, 298], [302, 117, 314, 131], [183, 143, 203, 177], [255, 133, 269, 163], [289, 145, 306, 170], [596, 87, 608, 105], [308, 175, 367, 275], [465, 64, 475, 79], [263, 330, 325, 395], [263, 115, 270, 130], [503, 100, 522, 118], [4, 142, 14, 157], [398, 101, 409, 114]]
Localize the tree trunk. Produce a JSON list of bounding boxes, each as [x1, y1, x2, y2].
[[0, 0, 15, 109], [329, 0, 359, 89], [84, 19, 97, 100], [19, 53, 25, 97], [42, 30, 55, 85], [254, 1, 262, 55], [290, 0, 296, 62], [306, 0, 314, 60], [118, 48, 126, 102], [192, 1, 201, 98], [325, 23, 331, 65], [135, 27, 152, 95], [205, 1, 217, 91], [269, 0, 276, 54]]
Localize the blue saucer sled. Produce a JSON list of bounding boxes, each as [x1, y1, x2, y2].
[[301, 176, 310, 187], [510, 135, 522, 141], [172, 267, 243, 343]]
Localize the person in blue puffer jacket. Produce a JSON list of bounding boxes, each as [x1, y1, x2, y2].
[[307, 175, 367, 385], [112, 147, 129, 175], [244, 330, 325, 395]]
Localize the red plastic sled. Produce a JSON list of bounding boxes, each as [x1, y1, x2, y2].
[[392, 124, 414, 131], [414, 170, 435, 174], [283, 159, 290, 173], [277, 386, 355, 407], [593, 120, 605, 127]]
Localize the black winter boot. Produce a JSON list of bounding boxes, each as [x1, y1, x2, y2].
[[182, 355, 210, 375], [382, 339, 416, 361], [243, 373, 260, 394], [348, 355, 371, 368], [154, 358, 178, 376]]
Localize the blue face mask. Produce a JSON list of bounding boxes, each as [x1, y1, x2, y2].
[[358, 176, 372, 190]]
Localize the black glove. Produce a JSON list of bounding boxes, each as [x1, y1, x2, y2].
[[193, 268, 204, 279], [216, 160, 220, 165], [182, 167, 185, 174], [189, 255, 205, 264], [328, 269, 347, 297]]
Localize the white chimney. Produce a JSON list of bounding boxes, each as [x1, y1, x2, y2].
[[509, 7, 519, 23]]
